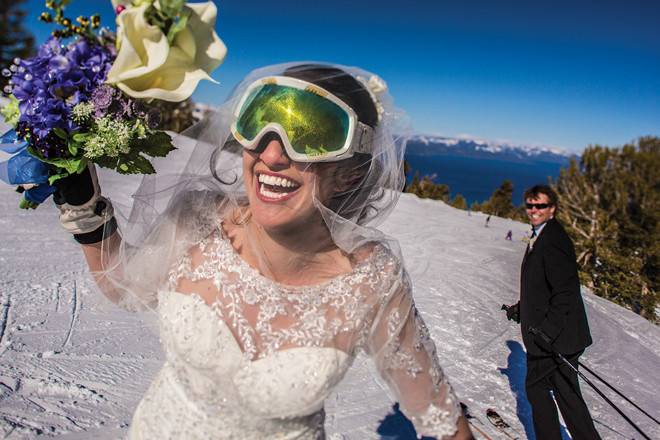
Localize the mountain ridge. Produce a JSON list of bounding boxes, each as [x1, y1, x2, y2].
[[407, 134, 578, 165]]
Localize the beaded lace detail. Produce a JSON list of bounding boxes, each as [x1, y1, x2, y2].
[[167, 227, 385, 361], [128, 226, 460, 439]]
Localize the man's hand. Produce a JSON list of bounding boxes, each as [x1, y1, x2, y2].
[[501, 302, 520, 323]]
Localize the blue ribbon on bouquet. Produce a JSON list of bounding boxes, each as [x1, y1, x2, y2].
[[0, 129, 55, 204]]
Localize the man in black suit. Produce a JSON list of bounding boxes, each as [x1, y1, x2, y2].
[[504, 185, 601, 440]]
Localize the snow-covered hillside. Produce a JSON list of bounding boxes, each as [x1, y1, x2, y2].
[[0, 154, 658, 439]]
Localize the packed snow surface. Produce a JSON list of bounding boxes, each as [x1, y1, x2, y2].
[[0, 150, 658, 439]]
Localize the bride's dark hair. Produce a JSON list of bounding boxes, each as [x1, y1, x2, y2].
[[282, 64, 379, 128], [282, 64, 387, 225]]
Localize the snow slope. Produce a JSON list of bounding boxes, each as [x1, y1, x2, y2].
[[0, 157, 658, 439]]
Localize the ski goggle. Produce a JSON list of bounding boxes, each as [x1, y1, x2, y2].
[[231, 76, 374, 162]]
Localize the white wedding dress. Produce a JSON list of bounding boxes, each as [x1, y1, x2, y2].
[[127, 226, 461, 439]]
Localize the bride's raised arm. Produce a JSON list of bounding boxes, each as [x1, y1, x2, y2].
[[367, 268, 473, 439], [55, 164, 204, 312], [53, 164, 127, 304]]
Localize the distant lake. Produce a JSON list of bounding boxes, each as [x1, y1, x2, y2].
[[405, 154, 568, 205]]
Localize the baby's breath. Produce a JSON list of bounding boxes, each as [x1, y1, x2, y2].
[[84, 117, 132, 159], [71, 102, 94, 123]]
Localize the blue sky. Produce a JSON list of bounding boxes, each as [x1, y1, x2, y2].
[[21, 0, 660, 152]]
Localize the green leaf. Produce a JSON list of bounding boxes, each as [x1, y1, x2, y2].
[[48, 172, 70, 186], [0, 95, 20, 127], [52, 127, 68, 140], [19, 198, 39, 210], [72, 133, 90, 142], [149, 13, 168, 29], [68, 141, 78, 156], [133, 131, 176, 158], [144, 5, 168, 29], [57, 158, 82, 174], [133, 119, 147, 139], [166, 12, 189, 43], [159, 0, 186, 18], [115, 154, 156, 175], [76, 158, 89, 174], [27, 145, 82, 174], [94, 155, 120, 170]]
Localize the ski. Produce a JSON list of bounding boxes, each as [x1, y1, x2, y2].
[[486, 408, 519, 440], [460, 403, 494, 440]]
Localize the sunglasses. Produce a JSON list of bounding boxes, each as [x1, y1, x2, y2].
[[525, 203, 552, 210], [231, 76, 374, 162]]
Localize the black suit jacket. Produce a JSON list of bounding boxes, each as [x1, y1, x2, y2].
[[520, 218, 592, 356]]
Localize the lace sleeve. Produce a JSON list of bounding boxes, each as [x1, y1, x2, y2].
[[367, 269, 461, 439], [110, 190, 222, 312]]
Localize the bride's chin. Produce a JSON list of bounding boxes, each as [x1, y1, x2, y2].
[[250, 207, 325, 237]]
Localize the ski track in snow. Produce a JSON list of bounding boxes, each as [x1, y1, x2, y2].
[[0, 161, 658, 439], [60, 280, 79, 351]]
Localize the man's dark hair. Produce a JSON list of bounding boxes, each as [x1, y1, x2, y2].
[[524, 184, 558, 207]]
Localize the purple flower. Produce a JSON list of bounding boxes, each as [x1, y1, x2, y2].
[[118, 95, 133, 118], [9, 37, 115, 158], [91, 84, 115, 116], [145, 107, 161, 129], [32, 130, 68, 159]]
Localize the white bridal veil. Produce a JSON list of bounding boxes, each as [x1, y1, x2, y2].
[[94, 62, 461, 438], [104, 61, 410, 312]]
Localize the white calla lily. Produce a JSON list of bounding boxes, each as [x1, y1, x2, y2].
[[106, 1, 226, 102]]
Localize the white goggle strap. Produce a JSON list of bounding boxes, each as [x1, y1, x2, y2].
[[352, 122, 374, 155]]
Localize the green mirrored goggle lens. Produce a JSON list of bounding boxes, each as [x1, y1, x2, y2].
[[235, 84, 351, 157]]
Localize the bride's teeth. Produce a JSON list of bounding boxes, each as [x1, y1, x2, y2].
[[259, 185, 287, 199], [258, 174, 297, 189]]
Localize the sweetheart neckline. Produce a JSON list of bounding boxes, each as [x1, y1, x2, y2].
[[159, 289, 351, 365]]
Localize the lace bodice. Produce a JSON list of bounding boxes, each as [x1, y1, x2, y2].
[[128, 227, 461, 439]]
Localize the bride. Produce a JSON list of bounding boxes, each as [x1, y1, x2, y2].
[[54, 62, 473, 439]]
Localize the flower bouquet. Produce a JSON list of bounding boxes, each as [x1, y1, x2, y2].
[[0, 0, 226, 208]]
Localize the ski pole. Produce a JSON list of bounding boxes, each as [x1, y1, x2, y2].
[[578, 361, 660, 426], [530, 327, 652, 440]]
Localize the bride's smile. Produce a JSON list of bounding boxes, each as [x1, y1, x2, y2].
[[256, 171, 301, 201], [243, 137, 335, 234]]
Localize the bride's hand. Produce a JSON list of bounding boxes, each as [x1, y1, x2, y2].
[[53, 165, 97, 207], [54, 165, 116, 244]]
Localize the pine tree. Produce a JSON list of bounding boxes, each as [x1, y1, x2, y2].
[[450, 194, 467, 210], [483, 180, 515, 218], [405, 172, 450, 201], [0, 0, 35, 89], [403, 160, 412, 179], [555, 137, 659, 321]]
